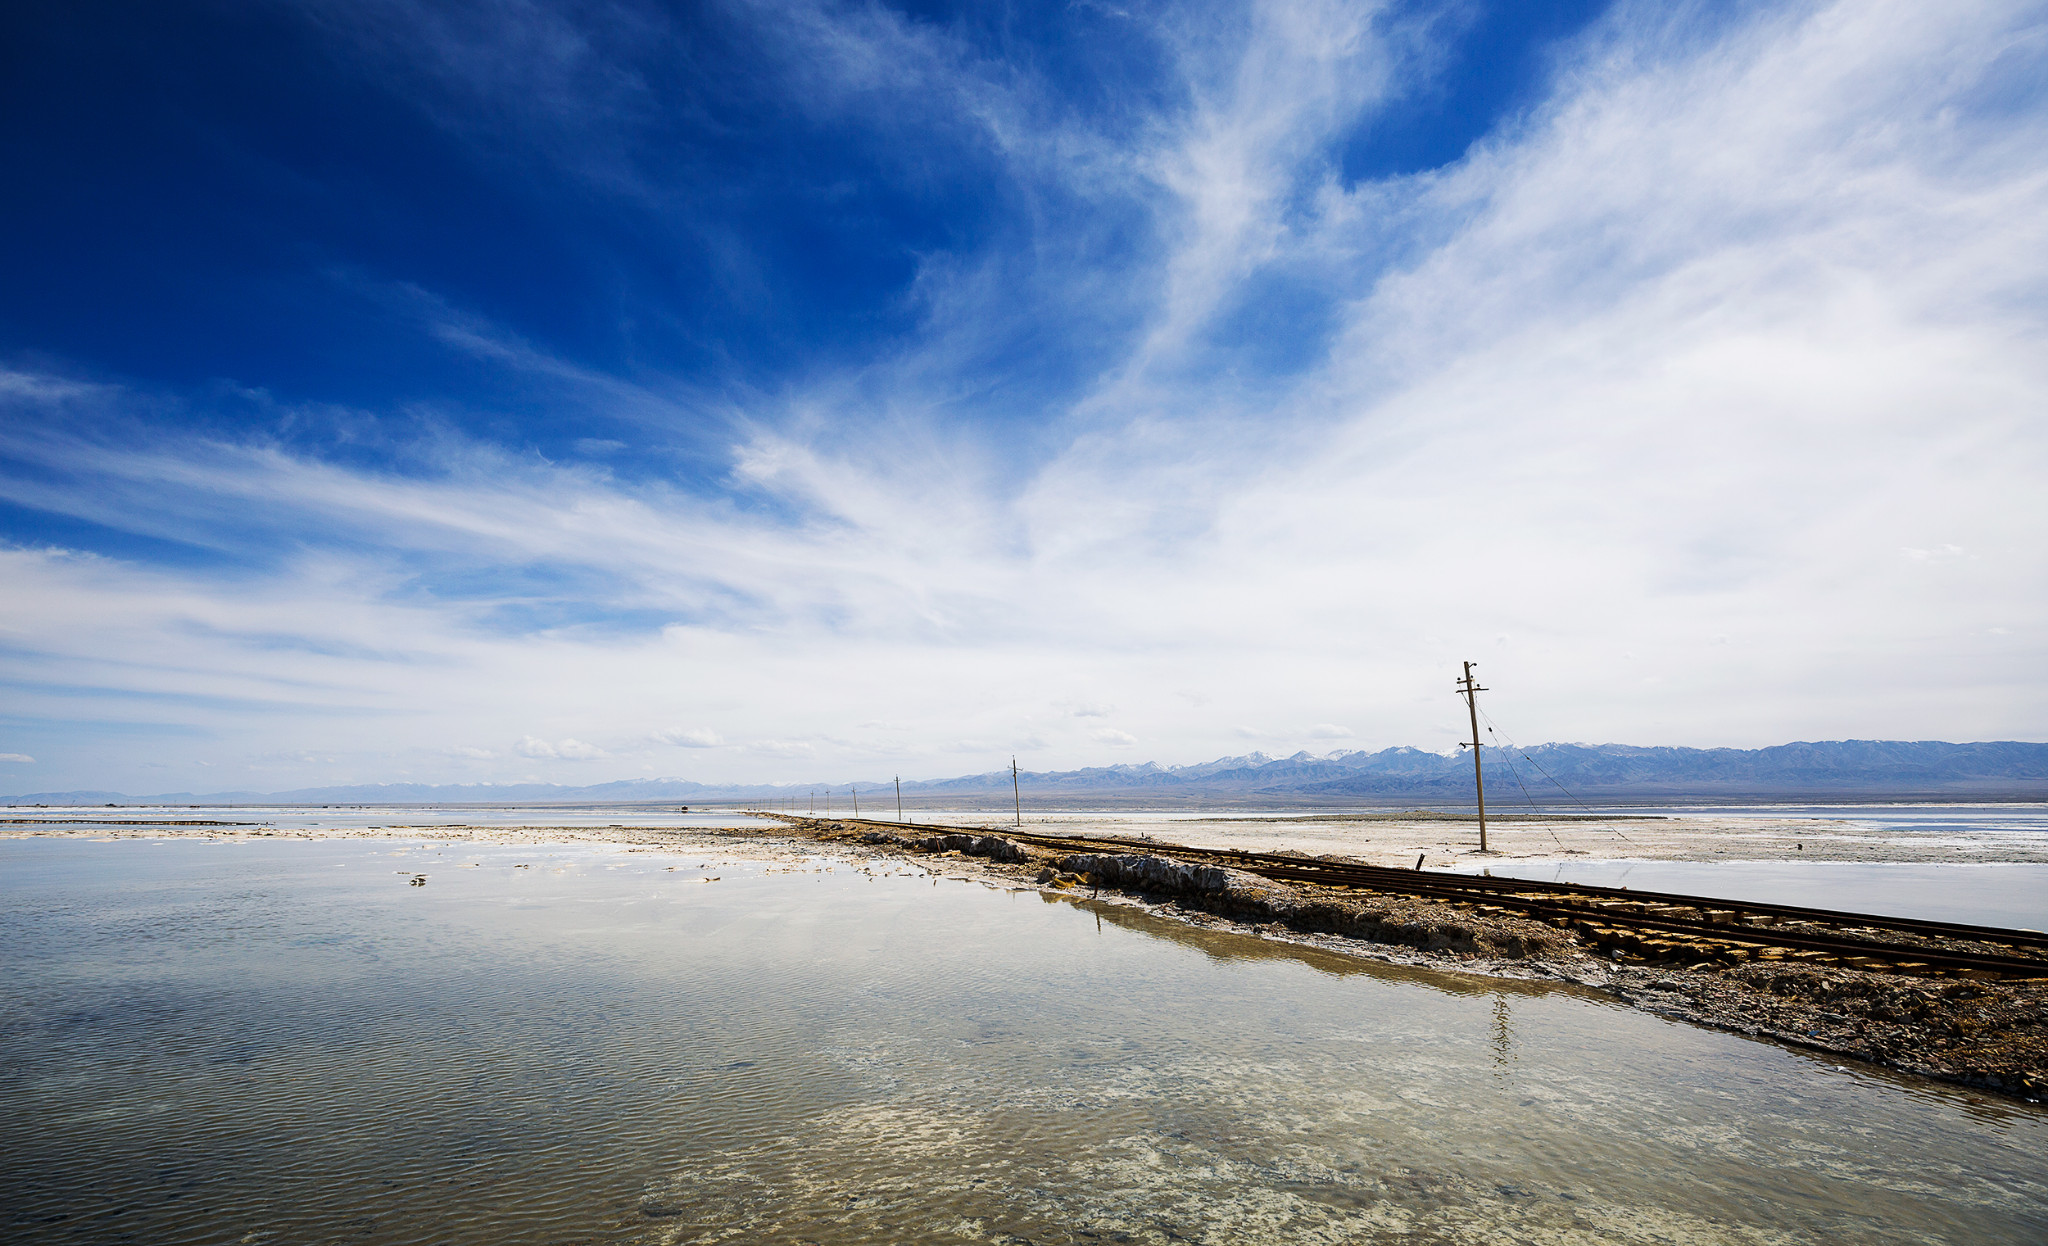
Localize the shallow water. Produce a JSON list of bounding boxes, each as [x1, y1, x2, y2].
[[3, 838, 2044, 1245], [0, 804, 758, 831], [1449, 859, 2048, 931], [1635, 802, 2048, 838]]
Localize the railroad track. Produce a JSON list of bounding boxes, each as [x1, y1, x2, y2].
[[775, 815, 2048, 980]]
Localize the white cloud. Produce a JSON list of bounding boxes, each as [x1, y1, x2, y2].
[[1901, 545, 1971, 563], [653, 727, 723, 748], [1090, 728, 1139, 746], [0, 753, 34, 764], [1307, 723, 1352, 739], [1, 0, 2044, 792], [515, 736, 605, 761]]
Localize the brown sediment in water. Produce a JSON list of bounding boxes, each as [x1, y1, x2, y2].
[[7, 812, 2044, 1102]]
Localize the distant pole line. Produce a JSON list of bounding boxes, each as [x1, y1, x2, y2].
[[895, 776, 902, 822], [851, 786, 858, 816], [1011, 756, 1022, 827]]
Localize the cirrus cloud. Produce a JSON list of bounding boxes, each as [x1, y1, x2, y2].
[[0, 0, 2042, 794]]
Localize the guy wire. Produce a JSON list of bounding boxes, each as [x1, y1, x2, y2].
[[1477, 705, 1637, 845], [1483, 726, 1567, 850]]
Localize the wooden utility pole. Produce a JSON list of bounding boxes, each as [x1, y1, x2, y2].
[[1456, 661, 1490, 853], [1011, 756, 1022, 827], [895, 776, 903, 822], [851, 786, 858, 816]]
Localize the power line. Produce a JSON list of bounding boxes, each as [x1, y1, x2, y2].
[[1477, 706, 1637, 845], [1487, 740, 1567, 850]]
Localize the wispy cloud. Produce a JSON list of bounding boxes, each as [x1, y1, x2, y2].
[[516, 735, 606, 760], [654, 728, 724, 748], [2, 0, 2044, 792]]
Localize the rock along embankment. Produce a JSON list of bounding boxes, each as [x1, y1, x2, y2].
[[834, 825, 1571, 960], [1052, 851, 1565, 959]]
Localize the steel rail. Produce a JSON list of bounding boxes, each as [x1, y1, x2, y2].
[[784, 815, 2048, 977], [986, 826, 2048, 949], [1038, 842, 2048, 975], [1255, 856, 2048, 950], [1235, 861, 2048, 976]]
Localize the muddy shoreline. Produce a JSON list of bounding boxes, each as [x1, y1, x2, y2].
[[8, 815, 2044, 1104]]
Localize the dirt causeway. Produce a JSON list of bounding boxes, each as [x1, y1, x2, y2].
[[781, 814, 2048, 1104]]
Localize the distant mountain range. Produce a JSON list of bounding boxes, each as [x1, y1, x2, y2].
[[9, 740, 2048, 806]]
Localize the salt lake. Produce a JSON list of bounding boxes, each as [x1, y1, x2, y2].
[[3, 835, 2044, 1244]]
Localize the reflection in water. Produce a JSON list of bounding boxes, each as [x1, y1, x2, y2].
[[1050, 889, 1577, 1003], [1492, 994, 1514, 1074], [2, 837, 2045, 1246]]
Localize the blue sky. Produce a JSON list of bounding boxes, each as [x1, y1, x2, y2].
[[2, 0, 2044, 793]]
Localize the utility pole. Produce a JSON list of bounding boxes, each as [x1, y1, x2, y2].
[[895, 776, 902, 822], [1456, 661, 1489, 853], [1011, 756, 1022, 827], [851, 786, 858, 816]]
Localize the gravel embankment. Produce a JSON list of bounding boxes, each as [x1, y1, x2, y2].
[[799, 818, 2048, 1102]]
